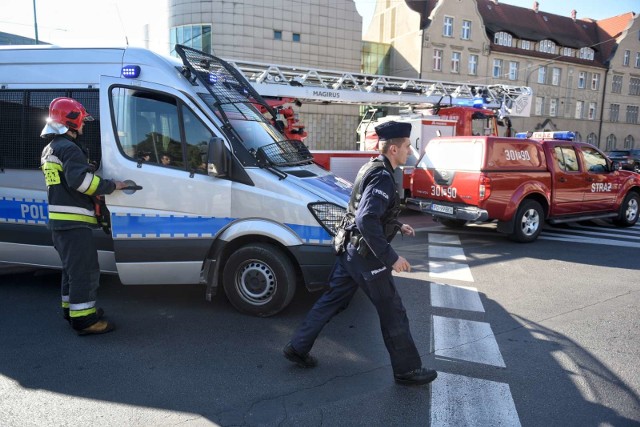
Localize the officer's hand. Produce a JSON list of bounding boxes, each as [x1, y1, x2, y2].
[[400, 224, 415, 237], [392, 256, 411, 273], [114, 181, 128, 190]]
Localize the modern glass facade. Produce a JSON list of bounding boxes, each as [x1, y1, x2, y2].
[[169, 25, 212, 56]]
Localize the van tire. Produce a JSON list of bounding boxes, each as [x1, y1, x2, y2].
[[440, 218, 467, 228], [509, 200, 543, 243], [222, 243, 296, 317], [613, 192, 639, 227]]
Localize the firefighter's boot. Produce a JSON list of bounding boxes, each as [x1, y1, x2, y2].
[[76, 320, 115, 336]]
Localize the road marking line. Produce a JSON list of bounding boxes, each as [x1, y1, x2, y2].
[[431, 283, 484, 312], [429, 245, 467, 260], [429, 233, 462, 245], [539, 235, 640, 248], [433, 316, 506, 367], [431, 373, 521, 427], [429, 261, 474, 282]]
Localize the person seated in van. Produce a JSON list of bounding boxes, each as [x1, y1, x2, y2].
[[137, 150, 151, 162], [160, 153, 172, 166]]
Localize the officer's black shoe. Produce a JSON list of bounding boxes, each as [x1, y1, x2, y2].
[[394, 368, 438, 386], [283, 342, 318, 368]]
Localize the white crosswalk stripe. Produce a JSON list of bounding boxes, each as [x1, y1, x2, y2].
[[426, 233, 521, 426], [540, 222, 640, 248]]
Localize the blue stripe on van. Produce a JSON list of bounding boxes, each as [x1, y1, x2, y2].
[[111, 213, 331, 243], [0, 197, 49, 224]]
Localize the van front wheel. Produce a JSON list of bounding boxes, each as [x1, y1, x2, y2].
[[222, 243, 296, 317], [509, 200, 544, 243]]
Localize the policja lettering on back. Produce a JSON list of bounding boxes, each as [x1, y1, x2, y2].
[[284, 121, 438, 386]]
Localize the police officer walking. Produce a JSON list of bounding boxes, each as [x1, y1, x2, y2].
[[283, 121, 437, 386], [40, 97, 126, 335]]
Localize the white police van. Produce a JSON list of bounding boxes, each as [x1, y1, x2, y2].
[[0, 44, 350, 316]]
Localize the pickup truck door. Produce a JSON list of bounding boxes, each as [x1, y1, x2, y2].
[[549, 144, 585, 215], [99, 76, 232, 285], [579, 146, 617, 212]]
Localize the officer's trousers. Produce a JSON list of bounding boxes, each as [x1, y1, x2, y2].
[[52, 227, 101, 330], [290, 251, 422, 375]]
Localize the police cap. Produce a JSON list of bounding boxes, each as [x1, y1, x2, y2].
[[375, 121, 411, 140]]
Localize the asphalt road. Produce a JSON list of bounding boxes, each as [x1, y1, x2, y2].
[[1, 212, 639, 426]]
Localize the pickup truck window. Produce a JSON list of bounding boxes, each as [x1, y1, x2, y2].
[[554, 146, 579, 172], [581, 147, 608, 173], [419, 139, 483, 171]]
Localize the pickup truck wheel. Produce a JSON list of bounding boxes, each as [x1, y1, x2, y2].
[[222, 243, 296, 317], [509, 200, 544, 243], [440, 218, 467, 228], [613, 192, 639, 227]]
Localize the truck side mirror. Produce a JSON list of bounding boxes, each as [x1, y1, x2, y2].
[[207, 137, 230, 177], [611, 160, 621, 172]]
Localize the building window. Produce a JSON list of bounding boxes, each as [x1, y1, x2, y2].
[[468, 54, 478, 75], [433, 49, 443, 71], [274, 30, 282, 40], [574, 132, 582, 142], [578, 71, 586, 89], [591, 74, 600, 90], [539, 39, 556, 54], [293, 33, 301, 42], [549, 99, 558, 117], [562, 47, 574, 57], [624, 135, 635, 149], [612, 75, 623, 93], [578, 47, 594, 60], [623, 50, 631, 66], [521, 40, 532, 50], [636, 53, 640, 68], [451, 52, 461, 73], [586, 133, 598, 145], [610, 104, 620, 122], [535, 96, 544, 115], [538, 66, 546, 84], [443, 16, 454, 37], [627, 106, 639, 124], [575, 101, 583, 119], [588, 102, 597, 120], [508, 61, 519, 80], [170, 24, 212, 56], [494, 32, 512, 47], [493, 59, 503, 78], [606, 134, 617, 151], [551, 67, 561, 86], [461, 20, 472, 40], [630, 78, 640, 96]]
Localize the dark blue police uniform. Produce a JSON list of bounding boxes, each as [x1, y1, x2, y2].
[[288, 153, 422, 376]]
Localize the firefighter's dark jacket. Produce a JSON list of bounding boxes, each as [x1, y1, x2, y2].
[[347, 155, 402, 268], [41, 133, 116, 230]]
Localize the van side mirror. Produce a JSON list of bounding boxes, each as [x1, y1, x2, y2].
[[207, 137, 230, 177]]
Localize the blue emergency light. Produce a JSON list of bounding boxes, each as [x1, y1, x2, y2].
[[121, 65, 141, 78], [516, 131, 576, 140], [209, 73, 218, 84]]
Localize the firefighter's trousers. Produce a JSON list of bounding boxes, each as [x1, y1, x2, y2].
[[52, 227, 101, 330], [290, 250, 422, 375]]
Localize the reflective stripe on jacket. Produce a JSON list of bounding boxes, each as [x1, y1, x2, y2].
[[41, 134, 116, 230]]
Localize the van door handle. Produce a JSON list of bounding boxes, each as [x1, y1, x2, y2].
[[585, 177, 594, 182], [559, 177, 566, 183]]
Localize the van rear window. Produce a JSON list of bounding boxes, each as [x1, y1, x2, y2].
[[418, 139, 484, 171]]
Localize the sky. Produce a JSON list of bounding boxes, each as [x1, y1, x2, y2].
[[2, 0, 638, 51]]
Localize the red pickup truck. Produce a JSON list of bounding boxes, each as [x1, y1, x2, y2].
[[407, 132, 640, 242]]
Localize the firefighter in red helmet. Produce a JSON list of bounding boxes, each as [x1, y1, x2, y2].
[[41, 97, 126, 335]]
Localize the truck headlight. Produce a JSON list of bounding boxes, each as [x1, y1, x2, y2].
[[308, 202, 346, 236]]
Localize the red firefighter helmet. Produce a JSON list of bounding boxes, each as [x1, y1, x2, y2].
[[41, 97, 94, 137]]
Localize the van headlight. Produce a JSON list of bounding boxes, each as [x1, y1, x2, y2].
[[308, 202, 346, 236]]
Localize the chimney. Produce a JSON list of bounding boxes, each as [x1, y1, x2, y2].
[[533, 1, 539, 13], [571, 9, 577, 21]]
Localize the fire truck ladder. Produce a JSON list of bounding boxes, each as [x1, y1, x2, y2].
[[227, 58, 533, 117]]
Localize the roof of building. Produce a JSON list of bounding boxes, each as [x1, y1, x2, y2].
[[408, 0, 635, 68]]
